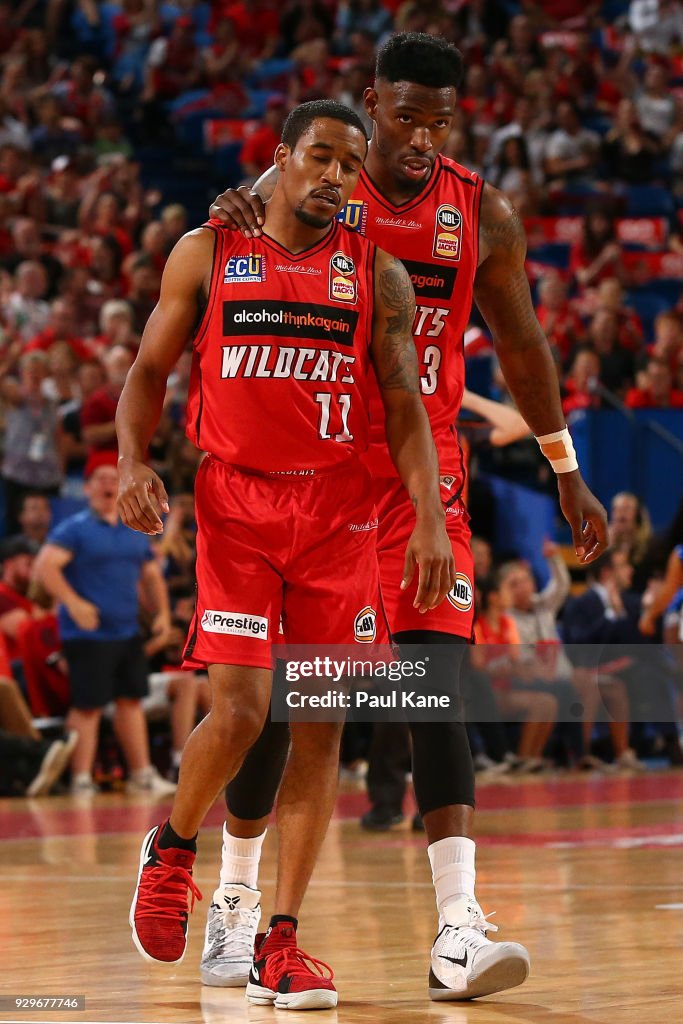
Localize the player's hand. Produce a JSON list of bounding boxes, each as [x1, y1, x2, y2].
[[209, 187, 265, 238], [67, 596, 100, 632], [638, 611, 656, 637], [401, 518, 456, 613], [117, 457, 169, 535], [556, 471, 608, 564]]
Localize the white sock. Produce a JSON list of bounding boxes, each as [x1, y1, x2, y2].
[[219, 824, 266, 889], [428, 836, 476, 923]]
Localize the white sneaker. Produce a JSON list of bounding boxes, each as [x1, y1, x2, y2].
[[70, 772, 99, 795], [26, 733, 78, 797], [429, 895, 530, 1000], [127, 766, 177, 795], [615, 748, 646, 773], [200, 884, 261, 987]]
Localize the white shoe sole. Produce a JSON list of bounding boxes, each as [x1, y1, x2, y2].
[[129, 826, 186, 966], [245, 981, 276, 1005], [26, 734, 77, 797], [429, 953, 530, 1000], [274, 990, 338, 1010], [200, 967, 250, 988]]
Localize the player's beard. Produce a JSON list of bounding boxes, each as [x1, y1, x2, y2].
[[295, 203, 333, 230]]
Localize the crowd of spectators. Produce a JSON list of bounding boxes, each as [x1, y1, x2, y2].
[[2, 0, 683, 794]]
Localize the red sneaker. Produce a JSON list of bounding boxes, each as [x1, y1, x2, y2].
[[246, 921, 337, 1010], [129, 823, 202, 964]]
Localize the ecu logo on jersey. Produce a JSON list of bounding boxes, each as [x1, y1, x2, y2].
[[446, 573, 473, 612], [337, 199, 368, 234], [224, 254, 266, 284], [354, 606, 377, 643], [329, 251, 357, 304], [433, 205, 462, 261]]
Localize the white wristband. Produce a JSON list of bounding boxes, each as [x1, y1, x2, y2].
[[535, 427, 579, 474]]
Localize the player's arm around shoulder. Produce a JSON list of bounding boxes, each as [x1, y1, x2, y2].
[[370, 248, 455, 613], [116, 228, 215, 537]]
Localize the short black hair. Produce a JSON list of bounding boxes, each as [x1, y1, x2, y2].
[[375, 33, 464, 90], [281, 100, 368, 150]]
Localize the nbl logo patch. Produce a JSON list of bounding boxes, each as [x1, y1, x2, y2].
[[337, 199, 368, 235], [446, 574, 473, 613], [354, 606, 377, 643], [224, 254, 266, 284], [329, 251, 357, 304], [433, 205, 462, 261]]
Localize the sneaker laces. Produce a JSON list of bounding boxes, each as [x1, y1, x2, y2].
[[465, 908, 498, 936], [265, 945, 335, 986], [135, 863, 203, 919], [209, 907, 259, 959]]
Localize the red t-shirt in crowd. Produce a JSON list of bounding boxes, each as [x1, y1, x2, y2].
[[625, 387, 683, 409], [25, 329, 93, 362], [0, 582, 34, 661], [240, 124, 280, 174]]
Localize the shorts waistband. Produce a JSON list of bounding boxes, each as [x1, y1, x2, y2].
[[206, 454, 364, 480]]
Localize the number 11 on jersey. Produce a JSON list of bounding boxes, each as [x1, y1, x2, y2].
[[314, 392, 354, 442]]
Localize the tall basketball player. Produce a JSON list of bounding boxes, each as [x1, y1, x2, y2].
[[203, 34, 608, 1004], [117, 100, 456, 1010]]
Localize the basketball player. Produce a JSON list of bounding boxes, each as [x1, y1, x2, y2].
[[118, 99, 455, 1009], [203, 34, 608, 1003]]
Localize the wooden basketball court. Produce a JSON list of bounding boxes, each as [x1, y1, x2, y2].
[[2, 772, 682, 1024]]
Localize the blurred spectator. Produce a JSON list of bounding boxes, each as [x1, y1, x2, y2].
[[80, 344, 134, 474], [6, 260, 50, 342], [629, 0, 683, 54], [336, 0, 393, 54], [562, 347, 602, 416], [2, 218, 63, 295], [143, 16, 203, 102], [609, 491, 652, 567], [160, 203, 188, 253], [158, 493, 196, 596], [471, 535, 493, 581], [333, 63, 373, 136], [0, 661, 75, 797], [594, 278, 643, 351], [586, 309, 635, 396], [646, 310, 683, 368], [1, 351, 63, 534], [625, 357, 683, 408], [25, 297, 92, 362], [570, 206, 623, 290], [0, 535, 38, 661], [281, 0, 335, 52], [472, 576, 558, 771], [92, 298, 139, 356], [14, 493, 52, 548], [44, 156, 82, 229], [488, 135, 537, 215], [34, 461, 176, 796], [543, 100, 600, 186], [240, 96, 288, 181], [636, 62, 676, 139], [124, 254, 160, 332], [60, 359, 108, 477], [218, 0, 280, 61], [536, 272, 585, 365], [640, 542, 683, 636], [602, 98, 662, 185], [562, 550, 645, 771], [29, 94, 81, 167]]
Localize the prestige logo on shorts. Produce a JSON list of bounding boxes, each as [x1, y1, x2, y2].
[[201, 610, 268, 639], [329, 251, 357, 304], [446, 574, 473, 612], [224, 254, 266, 284], [354, 606, 377, 643], [433, 205, 462, 261]]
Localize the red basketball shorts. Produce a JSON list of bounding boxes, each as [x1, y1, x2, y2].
[[183, 456, 388, 670], [373, 472, 474, 640]]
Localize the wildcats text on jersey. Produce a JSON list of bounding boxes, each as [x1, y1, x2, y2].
[[221, 345, 356, 383], [223, 300, 359, 347]]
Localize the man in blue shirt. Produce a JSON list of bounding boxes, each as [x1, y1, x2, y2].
[[34, 457, 176, 795]]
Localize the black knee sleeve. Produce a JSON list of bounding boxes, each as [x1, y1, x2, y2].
[[225, 663, 291, 820], [394, 631, 475, 814]]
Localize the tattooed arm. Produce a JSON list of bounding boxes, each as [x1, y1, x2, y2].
[[370, 248, 455, 610], [475, 183, 608, 562]]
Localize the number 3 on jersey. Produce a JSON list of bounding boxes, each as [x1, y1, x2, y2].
[[315, 392, 353, 442], [414, 305, 447, 396]]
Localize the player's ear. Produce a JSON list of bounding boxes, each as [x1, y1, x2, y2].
[[274, 143, 289, 172], [364, 87, 378, 123]]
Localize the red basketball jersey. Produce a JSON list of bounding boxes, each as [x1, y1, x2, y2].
[[186, 221, 377, 472], [338, 155, 483, 478]]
